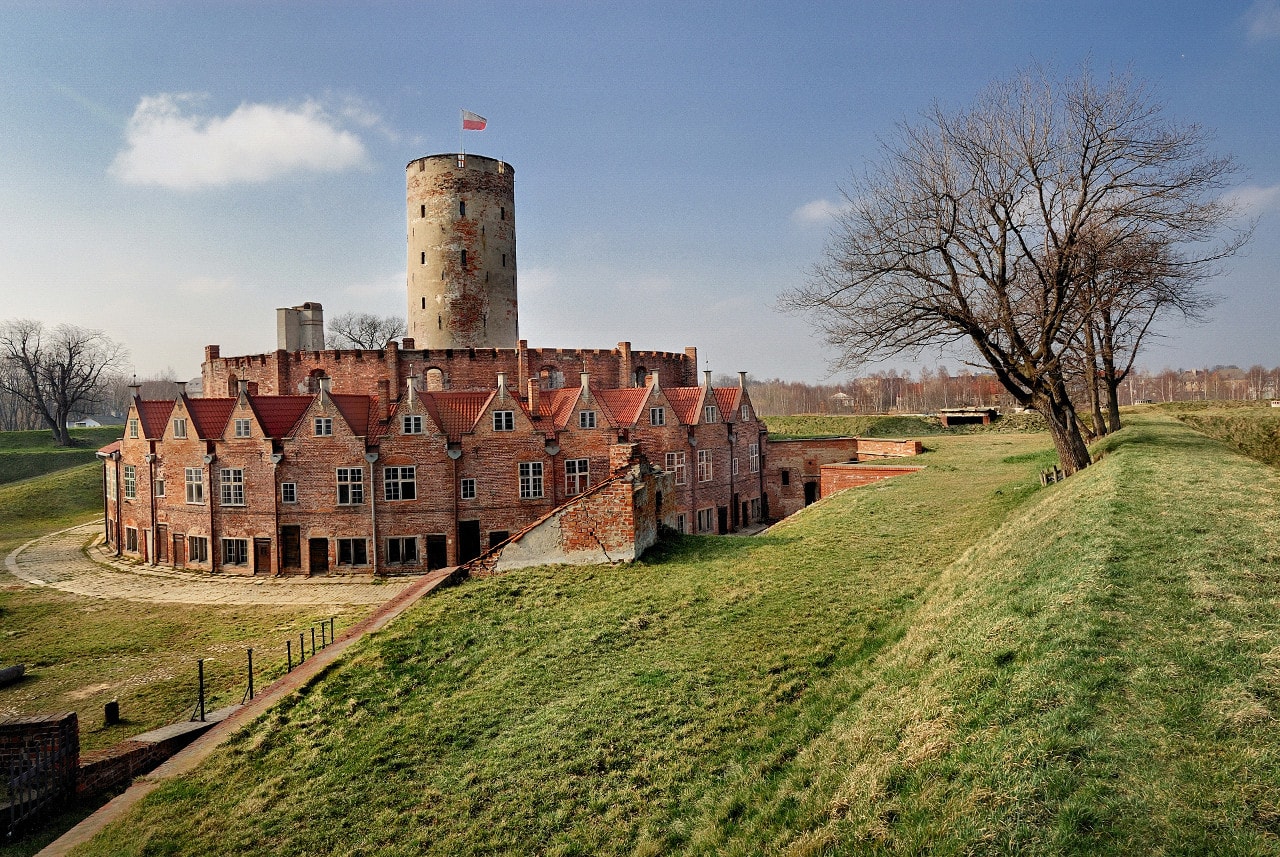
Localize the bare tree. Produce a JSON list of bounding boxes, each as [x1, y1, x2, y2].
[[0, 319, 129, 446], [782, 66, 1241, 473], [328, 312, 407, 350]]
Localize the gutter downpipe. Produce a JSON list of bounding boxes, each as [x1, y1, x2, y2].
[[365, 450, 380, 576]]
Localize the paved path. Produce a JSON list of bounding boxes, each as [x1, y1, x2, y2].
[[5, 522, 415, 605], [37, 564, 460, 856]]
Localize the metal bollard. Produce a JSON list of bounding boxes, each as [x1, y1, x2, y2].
[[311, 627, 316, 657], [321, 622, 327, 649], [287, 640, 293, 672], [197, 659, 206, 722], [247, 648, 254, 700], [299, 633, 305, 663]]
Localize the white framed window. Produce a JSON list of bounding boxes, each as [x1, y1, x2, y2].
[[741, 404, 752, 421], [154, 478, 165, 498], [460, 478, 476, 500], [565, 458, 589, 495], [733, 457, 740, 476], [185, 467, 204, 504], [402, 414, 423, 434], [221, 538, 248, 565], [698, 449, 713, 482], [666, 451, 686, 485], [578, 410, 597, 429], [220, 468, 245, 505], [188, 535, 209, 563], [314, 417, 333, 436], [493, 410, 514, 431], [128, 419, 139, 438], [337, 467, 364, 504], [749, 443, 760, 473], [123, 464, 137, 499], [697, 508, 715, 533], [649, 406, 665, 426], [337, 538, 368, 565], [125, 527, 138, 552], [234, 418, 251, 438], [281, 482, 297, 503], [519, 461, 543, 499], [384, 466, 416, 501], [172, 418, 187, 439], [387, 537, 417, 564], [675, 513, 686, 534], [704, 405, 719, 423]]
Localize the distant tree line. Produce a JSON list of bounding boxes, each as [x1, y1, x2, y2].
[[745, 364, 1280, 417]]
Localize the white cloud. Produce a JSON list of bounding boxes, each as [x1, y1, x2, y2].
[[1246, 0, 1280, 40], [110, 94, 369, 189], [791, 198, 848, 225], [1222, 183, 1280, 216]]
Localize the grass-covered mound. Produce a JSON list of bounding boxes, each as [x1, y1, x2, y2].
[[0, 426, 122, 485], [1157, 402, 1280, 469], [766, 411, 1047, 439], [74, 416, 1280, 855]]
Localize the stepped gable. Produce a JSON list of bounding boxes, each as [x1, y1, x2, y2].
[[663, 386, 704, 425], [246, 395, 313, 439], [593, 387, 649, 427], [421, 390, 495, 441], [136, 400, 175, 439], [184, 396, 237, 439]]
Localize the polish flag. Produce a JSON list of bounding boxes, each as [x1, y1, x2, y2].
[[462, 110, 487, 131]]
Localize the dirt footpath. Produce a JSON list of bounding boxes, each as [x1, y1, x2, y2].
[[5, 522, 415, 606]]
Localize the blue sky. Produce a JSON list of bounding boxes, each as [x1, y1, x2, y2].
[[2, 2, 1278, 383]]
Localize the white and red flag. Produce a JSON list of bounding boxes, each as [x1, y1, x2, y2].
[[461, 110, 487, 131]]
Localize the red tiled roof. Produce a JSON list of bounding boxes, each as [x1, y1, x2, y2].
[[136, 400, 174, 439], [185, 397, 236, 439], [540, 388, 581, 430], [713, 387, 742, 419], [422, 390, 494, 440], [248, 395, 313, 438], [330, 393, 373, 437], [594, 387, 649, 427], [663, 387, 704, 425], [97, 440, 121, 456]]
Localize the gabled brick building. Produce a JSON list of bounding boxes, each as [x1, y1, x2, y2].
[[102, 369, 766, 575]]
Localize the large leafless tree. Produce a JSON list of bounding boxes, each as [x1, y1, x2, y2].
[[327, 311, 407, 350], [0, 319, 128, 446], [783, 67, 1242, 473]]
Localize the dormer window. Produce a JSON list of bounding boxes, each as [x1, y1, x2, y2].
[[704, 405, 719, 423], [314, 417, 333, 437], [402, 415, 423, 434], [493, 411, 514, 431], [234, 418, 251, 438], [173, 418, 187, 439], [578, 410, 597, 429], [649, 407, 665, 426], [128, 419, 139, 438]]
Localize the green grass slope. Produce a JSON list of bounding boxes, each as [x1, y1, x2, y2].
[[0, 426, 122, 485], [74, 417, 1280, 856]]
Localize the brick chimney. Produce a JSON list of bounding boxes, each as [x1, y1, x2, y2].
[[497, 372, 507, 400], [527, 377, 541, 415], [377, 379, 391, 419]]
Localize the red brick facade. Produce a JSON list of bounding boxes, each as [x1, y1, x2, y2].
[[764, 436, 923, 518], [102, 370, 768, 575]]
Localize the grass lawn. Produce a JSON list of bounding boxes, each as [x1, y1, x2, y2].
[[0, 462, 380, 856], [0, 427, 123, 485], [765, 412, 1047, 440]]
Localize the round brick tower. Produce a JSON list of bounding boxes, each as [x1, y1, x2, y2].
[[406, 153, 517, 349]]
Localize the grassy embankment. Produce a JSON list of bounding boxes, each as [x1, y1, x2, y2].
[[0, 427, 122, 485], [69, 411, 1280, 855], [1155, 400, 1280, 469], [767, 412, 1047, 439]]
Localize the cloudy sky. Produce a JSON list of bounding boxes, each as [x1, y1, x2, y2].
[[2, 2, 1279, 383]]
